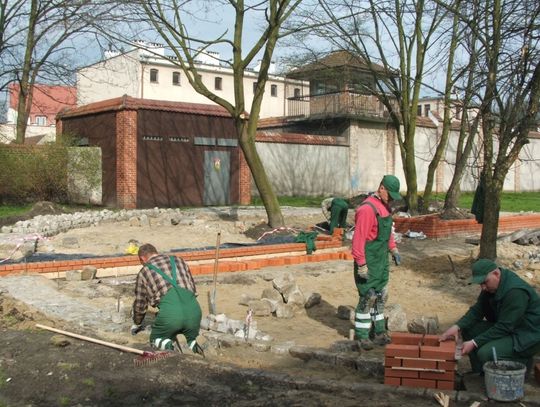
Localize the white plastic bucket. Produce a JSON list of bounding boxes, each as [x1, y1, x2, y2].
[[484, 360, 527, 402]]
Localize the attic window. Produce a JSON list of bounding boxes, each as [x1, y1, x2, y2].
[[150, 68, 159, 83], [35, 116, 47, 126], [143, 136, 163, 141], [172, 71, 180, 86]]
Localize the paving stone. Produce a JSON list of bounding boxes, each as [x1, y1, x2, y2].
[[65, 270, 82, 281], [289, 345, 316, 361], [386, 303, 408, 332], [275, 303, 294, 319], [261, 287, 283, 302], [251, 341, 271, 352], [329, 340, 359, 353], [247, 300, 273, 317], [304, 292, 321, 308], [337, 305, 355, 321], [81, 266, 97, 280], [312, 349, 336, 365], [271, 341, 295, 355]]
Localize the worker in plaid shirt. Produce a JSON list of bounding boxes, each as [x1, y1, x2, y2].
[[131, 243, 203, 354]]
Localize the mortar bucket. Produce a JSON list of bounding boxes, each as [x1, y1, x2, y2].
[[484, 360, 527, 402]]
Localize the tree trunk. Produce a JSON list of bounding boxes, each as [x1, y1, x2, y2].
[[478, 180, 501, 260], [237, 121, 284, 228]]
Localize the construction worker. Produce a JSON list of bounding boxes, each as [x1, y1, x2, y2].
[[439, 259, 540, 373], [131, 243, 203, 354], [321, 197, 350, 234], [352, 175, 402, 350]]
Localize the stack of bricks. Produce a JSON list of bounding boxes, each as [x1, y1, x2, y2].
[[384, 332, 457, 390]]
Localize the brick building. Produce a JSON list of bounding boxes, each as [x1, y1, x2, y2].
[[56, 95, 250, 209]]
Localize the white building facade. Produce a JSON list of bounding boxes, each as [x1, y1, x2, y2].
[[77, 42, 308, 119]]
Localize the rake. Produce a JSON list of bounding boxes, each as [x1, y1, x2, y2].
[[35, 324, 175, 366]]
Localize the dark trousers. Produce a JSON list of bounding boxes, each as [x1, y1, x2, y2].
[[462, 321, 540, 373]]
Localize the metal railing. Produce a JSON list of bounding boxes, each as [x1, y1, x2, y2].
[[287, 91, 393, 120]]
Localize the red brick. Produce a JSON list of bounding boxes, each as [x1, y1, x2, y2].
[[401, 378, 437, 389], [419, 370, 455, 381], [384, 357, 402, 367], [390, 332, 423, 346], [402, 358, 437, 369], [385, 344, 420, 358], [422, 335, 440, 346], [385, 368, 419, 378], [436, 380, 455, 390], [420, 346, 455, 360], [384, 376, 401, 386]]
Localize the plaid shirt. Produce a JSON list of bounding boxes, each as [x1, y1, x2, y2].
[[132, 254, 197, 325]]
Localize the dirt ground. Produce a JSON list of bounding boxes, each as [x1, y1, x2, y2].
[[1, 206, 539, 406]]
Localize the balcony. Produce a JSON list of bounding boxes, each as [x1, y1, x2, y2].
[[287, 91, 392, 121]]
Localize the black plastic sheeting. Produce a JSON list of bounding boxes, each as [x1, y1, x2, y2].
[[3, 235, 299, 265]]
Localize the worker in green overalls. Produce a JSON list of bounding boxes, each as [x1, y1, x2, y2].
[[351, 175, 402, 350], [131, 244, 203, 354], [321, 197, 350, 234], [440, 259, 540, 373]]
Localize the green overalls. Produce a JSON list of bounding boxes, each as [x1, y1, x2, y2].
[[353, 202, 393, 340], [329, 198, 349, 234], [147, 257, 202, 351]]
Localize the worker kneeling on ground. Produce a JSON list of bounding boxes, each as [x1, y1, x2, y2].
[[321, 197, 350, 234], [352, 175, 402, 351], [439, 259, 540, 373], [131, 243, 203, 354]]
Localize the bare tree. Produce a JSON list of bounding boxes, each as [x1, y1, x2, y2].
[[4, 0, 113, 143], [0, 0, 26, 93], [115, 0, 302, 227], [468, 0, 540, 258], [292, 0, 453, 213]]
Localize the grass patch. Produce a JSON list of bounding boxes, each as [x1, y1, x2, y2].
[[82, 377, 95, 387], [432, 192, 540, 212], [0, 204, 32, 218], [58, 396, 70, 406], [250, 196, 324, 208]]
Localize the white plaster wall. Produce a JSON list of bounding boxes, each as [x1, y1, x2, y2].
[[349, 123, 390, 194], [77, 50, 308, 119], [77, 50, 141, 105], [0, 124, 56, 144], [255, 142, 349, 196], [518, 138, 540, 191]]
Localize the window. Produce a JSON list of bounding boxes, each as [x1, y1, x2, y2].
[[417, 105, 422, 116], [150, 68, 159, 83], [253, 81, 258, 94], [35, 116, 47, 126], [270, 84, 277, 97], [215, 77, 222, 90], [294, 88, 301, 98], [424, 104, 430, 116], [172, 71, 181, 86]]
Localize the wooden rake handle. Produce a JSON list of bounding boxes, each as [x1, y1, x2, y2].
[[36, 323, 145, 355]]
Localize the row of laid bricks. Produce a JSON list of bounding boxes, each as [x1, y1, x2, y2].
[[394, 213, 540, 239], [385, 332, 457, 390], [0, 230, 351, 277]]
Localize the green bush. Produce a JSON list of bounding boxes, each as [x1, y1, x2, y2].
[[0, 144, 68, 204]]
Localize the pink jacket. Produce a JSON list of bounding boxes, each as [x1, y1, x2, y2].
[[351, 195, 396, 266]]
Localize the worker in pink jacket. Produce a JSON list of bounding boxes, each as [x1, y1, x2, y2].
[[352, 175, 402, 350]]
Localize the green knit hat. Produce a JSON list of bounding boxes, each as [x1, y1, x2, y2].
[[470, 259, 498, 284], [381, 175, 402, 201]]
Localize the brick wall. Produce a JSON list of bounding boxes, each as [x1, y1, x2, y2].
[[394, 213, 540, 239], [115, 110, 137, 208], [385, 332, 456, 390], [238, 150, 251, 205]]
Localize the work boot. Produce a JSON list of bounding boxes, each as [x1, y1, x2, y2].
[[372, 332, 392, 346], [358, 339, 374, 351]]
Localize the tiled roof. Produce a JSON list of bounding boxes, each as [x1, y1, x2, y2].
[[287, 50, 389, 78], [58, 95, 233, 119], [8, 83, 76, 115]]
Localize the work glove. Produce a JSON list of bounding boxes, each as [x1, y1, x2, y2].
[[391, 249, 401, 266], [356, 263, 369, 280], [130, 324, 144, 336]]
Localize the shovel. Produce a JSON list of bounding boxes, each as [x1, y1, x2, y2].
[[207, 231, 221, 315]]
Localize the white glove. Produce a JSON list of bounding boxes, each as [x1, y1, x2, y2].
[[356, 263, 369, 279]]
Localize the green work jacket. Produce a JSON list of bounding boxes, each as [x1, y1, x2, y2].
[[457, 268, 540, 352]]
